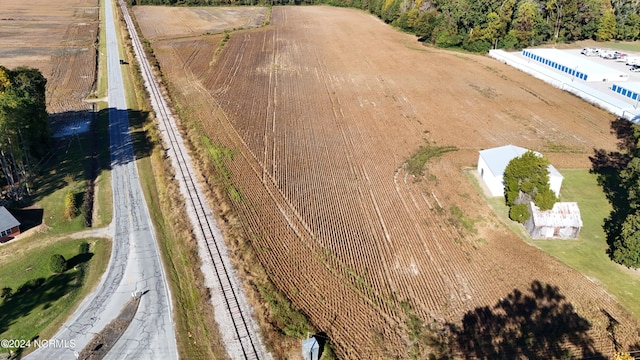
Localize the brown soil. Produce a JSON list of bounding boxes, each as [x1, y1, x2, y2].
[[0, 0, 99, 114], [132, 6, 267, 41], [140, 5, 638, 359]]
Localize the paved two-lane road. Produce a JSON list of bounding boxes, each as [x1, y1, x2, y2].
[[26, 0, 178, 358]]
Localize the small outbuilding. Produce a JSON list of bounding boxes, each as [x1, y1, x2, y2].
[[524, 202, 583, 239], [0, 206, 20, 243], [477, 145, 563, 197], [301, 336, 320, 360]]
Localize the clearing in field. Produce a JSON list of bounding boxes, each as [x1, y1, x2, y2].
[[141, 5, 640, 358]]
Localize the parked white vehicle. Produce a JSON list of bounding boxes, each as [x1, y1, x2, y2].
[[581, 48, 599, 56], [600, 50, 616, 59], [626, 57, 640, 66]]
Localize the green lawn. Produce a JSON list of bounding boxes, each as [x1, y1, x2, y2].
[[602, 41, 640, 53], [483, 169, 640, 319], [0, 237, 110, 355], [29, 108, 110, 238], [534, 169, 640, 319]]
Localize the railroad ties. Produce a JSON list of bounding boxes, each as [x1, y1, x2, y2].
[[116, 1, 267, 359]]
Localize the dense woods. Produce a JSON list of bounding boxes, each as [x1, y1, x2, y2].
[[130, 0, 640, 51], [0, 66, 50, 201]]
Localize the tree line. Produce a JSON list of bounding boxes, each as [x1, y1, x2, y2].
[[0, 66, 51, 202], [130, 0, 640, 52], [591, 119, 640, 269]]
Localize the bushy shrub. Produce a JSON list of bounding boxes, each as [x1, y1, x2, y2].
[[49, 254, 68, 273], [504, 150, 557, 222], [509, 203, 530, 223], [436, 31, 462, 48], [463, 39, 491, 53], [1, 287, 12, 300], [82, 185, 93, 227], [79, 241, 90, 254], [64, 190, 77, 220], [16, 278, 45, 294], [614, 351, 635, 360], [534, 188, 558, 211]]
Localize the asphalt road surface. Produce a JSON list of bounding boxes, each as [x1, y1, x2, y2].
[[25, 0, 178, 358]]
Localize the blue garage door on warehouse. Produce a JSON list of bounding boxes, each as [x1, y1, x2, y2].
[[522, 48, 628, 83]]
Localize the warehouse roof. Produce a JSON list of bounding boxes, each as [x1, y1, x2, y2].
[[612, 81, 640, 93], [524, 48, 626, 78], [478, 145, 562, 179]]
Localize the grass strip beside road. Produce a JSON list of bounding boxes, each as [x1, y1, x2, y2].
[[602, 41, 640, 53], [121, 5, 332, 357], [114, 4, 228, 358], [0, 237, 110, 356]]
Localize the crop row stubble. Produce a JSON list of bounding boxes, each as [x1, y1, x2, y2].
[[148, 6, 640, 358], [0, 0, 99, 116], [50, 10, 97, 114], [154, 33, 408, 358]]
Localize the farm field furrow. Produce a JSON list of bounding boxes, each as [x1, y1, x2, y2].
[[0, 0, 98, 115], [133, 6, 266, 41], [143, 5, 640, 358]]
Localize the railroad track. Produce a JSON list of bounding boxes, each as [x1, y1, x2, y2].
[[116, 1, 267, 358]]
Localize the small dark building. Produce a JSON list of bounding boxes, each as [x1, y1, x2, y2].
[[0, 206, 20, 243]]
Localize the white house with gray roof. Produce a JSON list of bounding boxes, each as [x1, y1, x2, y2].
[[477, 145, 563, 197]]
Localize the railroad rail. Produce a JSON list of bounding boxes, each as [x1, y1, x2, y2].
[[116, 1, 268, 358]]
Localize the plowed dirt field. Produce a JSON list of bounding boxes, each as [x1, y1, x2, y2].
[[0, 0, 98, 128], [133, 5, 266, 41], [140, 5, 640, 358]]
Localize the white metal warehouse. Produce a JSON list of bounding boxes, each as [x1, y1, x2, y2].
[[522, 48, 629, 82], [477, 145, 563, 198], [611, 82, 640, 102]]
